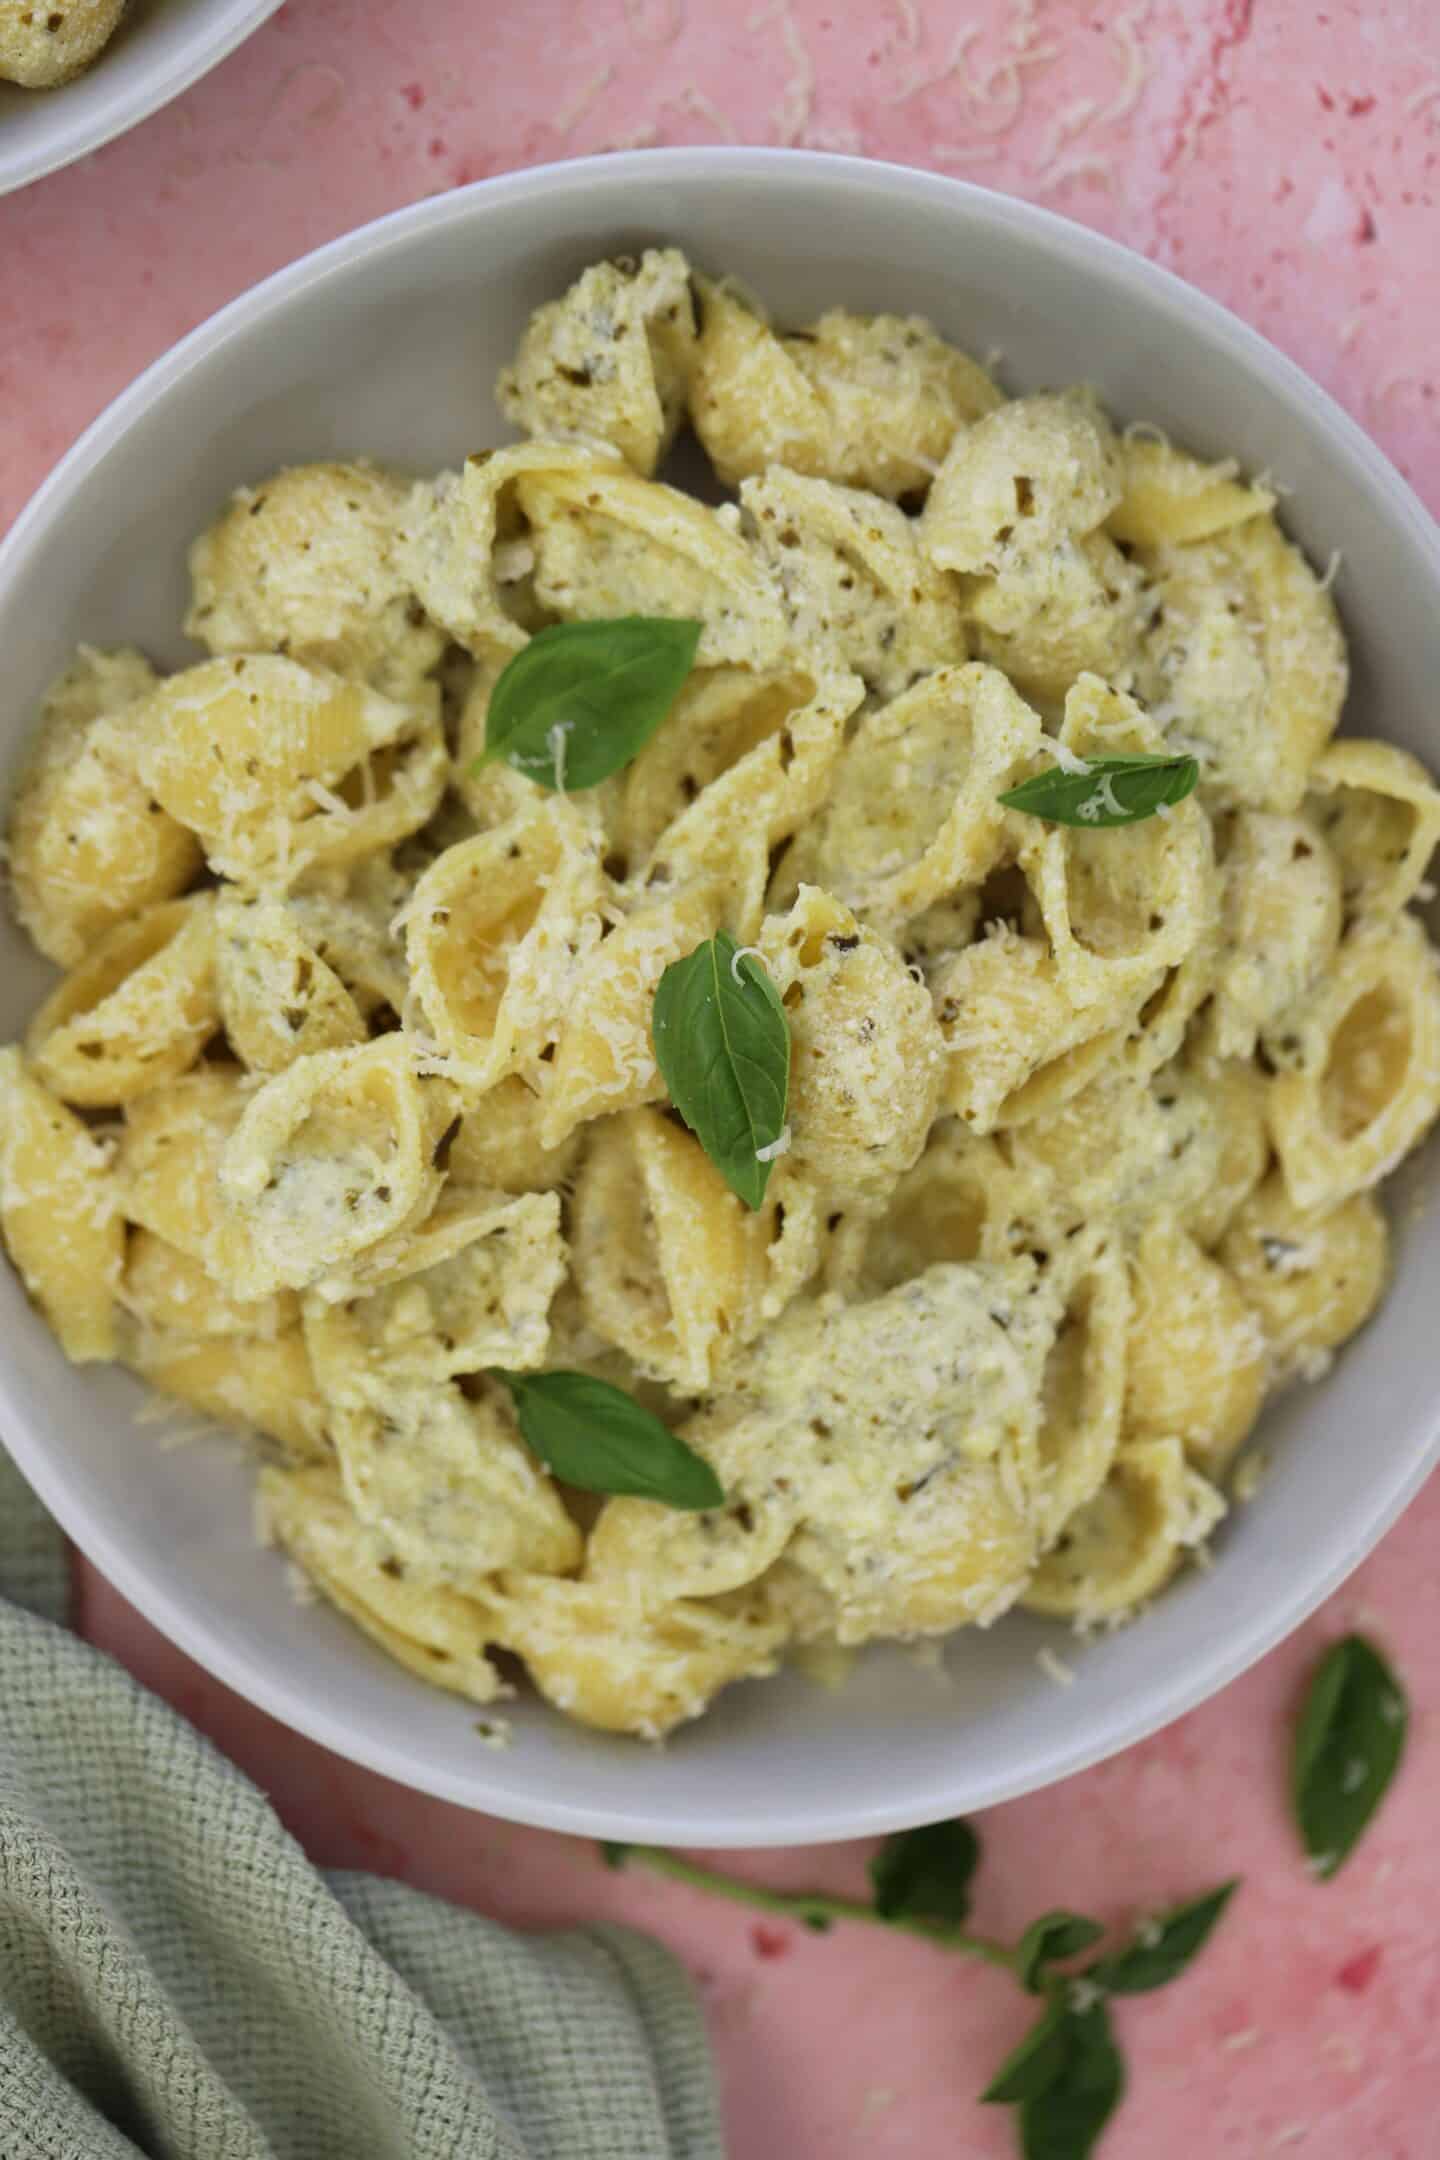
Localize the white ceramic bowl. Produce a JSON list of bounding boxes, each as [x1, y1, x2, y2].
[[0, 0, 281, 197], [2, 150, 1438, 1847]]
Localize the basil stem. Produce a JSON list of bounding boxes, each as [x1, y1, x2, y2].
[[601, 1839, 1020, 1967]]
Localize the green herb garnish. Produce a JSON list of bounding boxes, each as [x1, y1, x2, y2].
[[652, 930, 791, 1209], [1016, 1912, 1108, 1995], [492, 1368, 722, 1510], [999, 752, 1199, 828], [1092, 1881, 1238, 1993], [475, 615, 701, 790], [603, 1824, 1237, 2158], [1292, 1634, 1407, 1880], [985, 1999, 1124, 2160], [870, 1818, 981, 1927], [982, 1996, 1077, 2104]]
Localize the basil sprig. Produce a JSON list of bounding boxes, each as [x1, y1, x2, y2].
[[1292, 1634, 1408, 1880], [999, 751, 1199, 827], [652, 930, 791, 1209], [476, 616, 701, 790], [984, 1882, 1236, 2154], [604, 1817, 1236, 2159], [493, 1368, 723, 1511]]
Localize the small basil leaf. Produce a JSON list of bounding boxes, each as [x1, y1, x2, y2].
[[869, 1819, 981, 1928], [1017, 1911, 1107, 1994], [493, 1368, 723, 1511], [1096, 1880, 1238, 1995], [1018, 2004, 1125, 2160], [652, 930, 790, 1209], [600, 1842, 632, 1870], [981, 2002, 1071, 2106], [999, 752, 1199, 828], [1292, 1634, 1408, 1881], [478, 616, 702, 790]]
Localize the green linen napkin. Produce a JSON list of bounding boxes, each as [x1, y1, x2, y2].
[[0, 1444, 723, 2160]]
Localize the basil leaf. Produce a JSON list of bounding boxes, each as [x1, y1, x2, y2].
[[1095, 1880, 1238, 1994], [652, 930, 790, 1209], [982, 2001, 1071, 2105], [1292, 1635, 1408, 1880], [601, 1842, 632, 1870], [493, 1368, 723, 1511], [1017, 1911, 1107, 1994], [478, 616, 702, 790], [1017, 2004, 1124, 2160], [999, 752, 1199, 827], [869, 1819, 980, 1928]]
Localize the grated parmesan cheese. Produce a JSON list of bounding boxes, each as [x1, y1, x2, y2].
[[1043, 737, 1093, 776], [552, 64, 614, 136], [1033, 94, 1098, 179], [547, 721, 572, 795], [286, 1560, 319, 1607], [304, 778, 350, 818], [492, 537, 535, 584], [1232, 1448, 1269, 1503], [760, 0, 815, 147], [1034, 153, 1115, 200], [1076, 772, 1126, 821], [881, 24, 978, 107], [1122, 419, 1170, 447], [674, 84, 740, 142], [621, 0, 683, 41], [1340, 1756, 1369, 1796], [1100, 6, 1150, 126], [1067, 1976, 1105, 2012]]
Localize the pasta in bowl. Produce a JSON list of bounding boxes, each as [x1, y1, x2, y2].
[[5, 236, 1439, 1750], [3, 154, 1440, 1838], [0, 0, 283, 198]]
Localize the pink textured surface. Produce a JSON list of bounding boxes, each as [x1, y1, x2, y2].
[[4, 3, 1440, 2153]]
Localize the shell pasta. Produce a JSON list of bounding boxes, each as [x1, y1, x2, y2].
[[5, 247, 1439, 1741]]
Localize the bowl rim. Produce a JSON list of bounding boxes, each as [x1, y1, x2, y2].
[[0, 0, 283, 199], [3, 145, 1440, 1844]]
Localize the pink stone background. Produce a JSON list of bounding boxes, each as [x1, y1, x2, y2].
[[4, 2, 1440, 2152]]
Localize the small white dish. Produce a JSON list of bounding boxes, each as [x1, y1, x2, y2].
[[0, 0, 281, 198], [2, 149, 1438, 1846]]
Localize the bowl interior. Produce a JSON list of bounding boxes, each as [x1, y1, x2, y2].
[[2, 151, 1438, 1844], [0, 0, 280, 197]]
